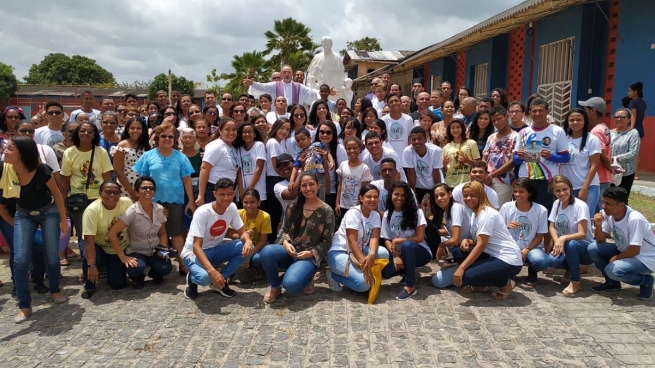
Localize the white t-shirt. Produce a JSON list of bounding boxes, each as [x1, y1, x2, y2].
[[499, 201, 549, 250], [327, 144, 347, 194], [382, 113, 413, 157], [34, 126, 64, 147], [470, 207, 523, 266], [238, 142, 267, 200], [265, 139, 287, 177], [274, 180, 292, 212], [601, 207, 655, 272], [69, 108, 101, 126], [37, 143, 60, 173], [401, 143, 443, 189], [446, 202, 472, 242], [361, 146, 407, 182], [371, 180, 417, 213], [265, 111, 290, 126], [337, 162, 373, 209], [452, 182, 500, 209], [548, 198, 594, 242], [560, 134, 601, 189], [514, 123, 568, 181], [381, 208, 431, 255], [203, 139, 239, 184], [330, 206, 381, 253], [181, 203, 243, 259]]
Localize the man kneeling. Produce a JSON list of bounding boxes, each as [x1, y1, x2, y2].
[[182, 178, 254, 300], [588, 186, 655, 300]]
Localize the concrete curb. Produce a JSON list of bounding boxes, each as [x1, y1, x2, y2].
[[632, 185, 655, 197]]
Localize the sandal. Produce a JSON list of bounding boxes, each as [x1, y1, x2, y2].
[[461, 285, 489, 294], [302, 280, 316, 295], [60, 259, 70, 266], [562, 282, 582, 296], [263, 287, 281, 303], [492, 280, 516, 301], [65, 247, 78, 258]]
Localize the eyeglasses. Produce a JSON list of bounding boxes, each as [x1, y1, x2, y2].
[[139, 186, 155, 192], [103, 190, 121, 196], [222, 98, 232, 101], [160, 134, 175, 140], [319, 130, 333, 135], [181, 100, 191, 105], [18, 129, 35, 134], [614, 116, 628, 120], [232, 110, 245, 114], [293, 113, 305, 118], [242, 130, 254, 135], [102, 121, 117, 125], [189, 110, 201, 115], [206, 111, 217, 115], [47, 110, 62, 116], [164, 112, 176, 117], [78, 130, 94, 135]]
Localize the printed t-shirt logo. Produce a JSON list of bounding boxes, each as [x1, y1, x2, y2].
[[389, 122, 403, 140], [210, 219, 228, 237], [416, 159, 429, 178], [242, 154, 254, 174], [613, 225, 627, 251], [514, 215, 532, 240], [555, 214, 571, 235], [363, 221, 373, 246]]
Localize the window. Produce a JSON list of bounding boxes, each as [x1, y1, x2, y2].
[[430, 75, 442, 92], [473, 63, 489, 99], [537, 37, 575, 122]]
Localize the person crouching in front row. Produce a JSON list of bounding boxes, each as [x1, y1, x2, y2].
[[181, 178, 254, 300]]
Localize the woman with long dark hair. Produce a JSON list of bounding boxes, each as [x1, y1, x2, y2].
[[468, 109, 495, 154], [627, 81, 646, 179], [0, 106, 26, 140], [111, 117, 150, 200], [259, 172, 335, 303], [453, 87, 472, 118], [380, 182, 432, 300], [490, 88, 508, 109], [233, 122, 267, 207], [314, 120, 346, 210], [2, 136, 69, 323]]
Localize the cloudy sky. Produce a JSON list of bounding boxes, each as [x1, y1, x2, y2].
[[1, 0, 523, 86]]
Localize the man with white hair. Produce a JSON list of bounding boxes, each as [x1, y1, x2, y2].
[[245, 65, 325, 107], [366, 78, 382, 101]]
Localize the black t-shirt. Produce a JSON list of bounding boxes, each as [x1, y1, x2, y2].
[[0, 163, 53, 212]]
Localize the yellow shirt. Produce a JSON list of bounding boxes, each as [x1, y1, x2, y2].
[[60, 146, 113, 199], [443, 139, 480, 188], [82, 197, 133, 254], [237, 209, 272, 243]]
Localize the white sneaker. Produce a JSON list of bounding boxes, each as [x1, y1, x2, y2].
[[325, 270, 343, 292]]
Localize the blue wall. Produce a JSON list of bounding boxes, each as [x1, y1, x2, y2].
[[465, 38, 493, 92], [490, 34, 510, 90], [613, 0, 655, 115], [428, 55, 457, 95], [429, 58, 444, 91], [576, 3, 608, 103]]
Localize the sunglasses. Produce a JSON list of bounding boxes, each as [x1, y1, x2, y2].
[[189, 110, 201, 115], [293, 114, 305, 118], [117, 109, 126, 113], [18, 129, 35, 134], [222, 98, 232, 101], [160, 134, 175, 140], [319, 130, 333, 135], [233, 110, 245, 114], [164, 112, 176, 117], [103, 190, 121, 196], [47, 110, 63, 116], [140, 186, 155, 192], [78, 130, 94, 135]]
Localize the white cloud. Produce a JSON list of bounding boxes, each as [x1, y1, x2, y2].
[[0, 0, 524, 85]]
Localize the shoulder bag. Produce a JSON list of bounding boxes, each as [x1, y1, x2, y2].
[[66, 147, 95, 213]]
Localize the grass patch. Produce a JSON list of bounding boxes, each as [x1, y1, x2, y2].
[[629, 192, 655, 223]]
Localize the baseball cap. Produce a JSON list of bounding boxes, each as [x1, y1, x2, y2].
[[578, 97, 606, 113], [276, 153, 294, 168]]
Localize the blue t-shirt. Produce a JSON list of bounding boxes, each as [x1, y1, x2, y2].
[[99, 136, 118, 163], [133, 149, 195, 204]]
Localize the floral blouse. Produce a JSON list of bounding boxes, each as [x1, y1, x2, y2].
[[277, 200, 335, 266]]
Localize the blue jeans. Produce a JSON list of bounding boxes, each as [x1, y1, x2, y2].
[[432, 256, 523, 288], [573, 186, 600, 218], [183, 240, 247, 287], [526, 248, 568, 278], [328, 246, 390, 292], [0, 217, 15, 285], [83, 245, 127, 291], [381, 241, 432, 287], [13, 205, 61, 309], [259, 243, 318, 294], [126, 252, 173, 281], [563, 239, 593, 282], [588, 241, 653, 286], [250, 252, 262, 268]]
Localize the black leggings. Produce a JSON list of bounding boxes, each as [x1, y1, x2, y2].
[[619, 173, 635, 196]]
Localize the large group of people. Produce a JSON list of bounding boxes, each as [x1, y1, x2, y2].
[[0, 66, 650, 324]]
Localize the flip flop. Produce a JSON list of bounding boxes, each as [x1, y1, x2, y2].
[[562, 284, 582, 297], [461, 285, 489, 294], [492, 280, 516, 301], [60, 259, 70, 266], [302, 284, 316, 295], [263, 287, 281, 303]]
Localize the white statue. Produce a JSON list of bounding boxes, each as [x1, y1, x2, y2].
[[307, 36, 350, 103]]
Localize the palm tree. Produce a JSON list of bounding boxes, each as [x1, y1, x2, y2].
[[264, 18, 315, 68], [286, 42, 321, 71], [218, 50, 273, 96]]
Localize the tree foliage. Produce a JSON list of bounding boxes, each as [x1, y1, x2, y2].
[[24, 53, 115, 85], [148, 73, 195, 101], [0, 62, 18, 102], [264, 17, 315, 68], [341, 37, 383, 56], [209, 50, 273, 96]]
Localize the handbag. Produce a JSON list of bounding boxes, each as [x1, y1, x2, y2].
[[66, 147, 95, 213]]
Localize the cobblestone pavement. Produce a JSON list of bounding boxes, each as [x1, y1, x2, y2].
[[0, 253, 654, 368]]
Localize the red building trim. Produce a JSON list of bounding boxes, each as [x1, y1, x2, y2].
[[602, 0, 621, 127], [456, 50, 466, 91], [507, 25, 526, 102]]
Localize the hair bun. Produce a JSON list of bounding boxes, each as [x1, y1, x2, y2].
[[635, 82, 644, 90]]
